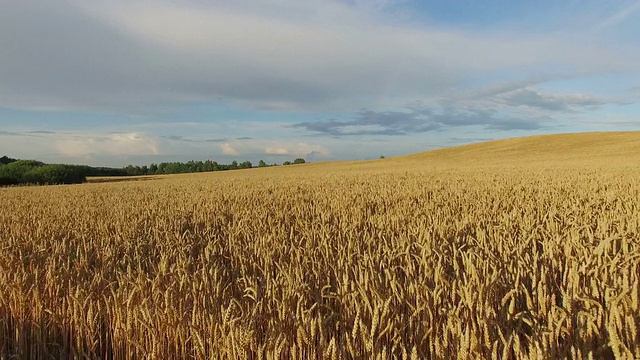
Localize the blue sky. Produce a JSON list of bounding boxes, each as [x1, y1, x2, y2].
[[1, 0, 639, 166]]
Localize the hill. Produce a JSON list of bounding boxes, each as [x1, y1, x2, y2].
[[273, 131, 640, 174], [397, 131, 640, 167]]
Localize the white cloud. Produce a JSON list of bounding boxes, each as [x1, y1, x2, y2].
[[221, 143, 240, 156], [595, 2, 640, 31], [0, 127, 333, 165], [54, 132, 159, 157], [265, 147, 290, 155], [0, 131, 159, 160], [265, 142, 330, 157]]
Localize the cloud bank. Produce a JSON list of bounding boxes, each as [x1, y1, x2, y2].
[[293, 84, 625, 136], [1, 0, 636, 114]]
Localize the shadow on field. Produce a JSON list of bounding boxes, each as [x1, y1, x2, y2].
[[87, 176, 158, 184]]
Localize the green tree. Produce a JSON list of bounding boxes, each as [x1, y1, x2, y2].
[[258, 160, 267, 167], [0, 156, 17, 165], [293, 158, 305, 164]]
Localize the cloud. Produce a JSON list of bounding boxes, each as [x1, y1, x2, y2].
[[0, 130, 160, 163], [0, 130, 58, 138], [165, 135, 227, 143], [292, 106, 548, 136], [606, 120, 640, 127], [25, 130, 57, 134], [265, 147, 290, 155], [594, 2, 640, 31], [292, 81, 624, 136], [448, 137, 494, 144], [291, 79, 633, 137], [1, 126, 333, 165], [217, 138, 330, 158], [264, 142, 330, 157], [0, 1, 636, 113], [497, 88, 609, 111], [291, 80, 631, 137], [221, 143, 240, 156], [54, 132, 159, 157]]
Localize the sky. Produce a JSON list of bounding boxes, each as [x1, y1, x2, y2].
[[1, 0, 639, 167]]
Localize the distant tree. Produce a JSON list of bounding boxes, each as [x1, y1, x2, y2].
[[379, 155, 385, 159], [283, 161, 292, 166], [163, 163, 183, 174], [0, 160, 86, 185], [210, 161, 220, 171], [0, 156, 17, 165], [186, 160, 202, 173], [84, 166, 126, 177], [293, 158, 306, 164], [120, 158, 287, 176], [125, 165, 137, 175]]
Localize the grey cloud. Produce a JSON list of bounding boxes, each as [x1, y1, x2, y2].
[[448, 137, 494, 144], [0, 130, 53, 138], [594, 120, 640, 127], [1, 1, 633, 114], [458, 71, 602, 101], [164, 135, 252, 143], [164, 135, 227, 143], [292, 106, 546, 136], [484, 118, 549, 131], [0, 2, 155, 109], [25, 130, 56, 134], [0, 1, 449, 111], [498, 88, 608, 111]]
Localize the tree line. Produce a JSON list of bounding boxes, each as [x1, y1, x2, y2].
[[0, 160, 87, 186], [0, 156, 306, 186], [122, 158, 305, 176]]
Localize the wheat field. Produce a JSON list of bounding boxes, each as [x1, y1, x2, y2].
[[1, 132, 639, 359]]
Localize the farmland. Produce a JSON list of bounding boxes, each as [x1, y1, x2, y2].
[[1, 132, 639, 359]]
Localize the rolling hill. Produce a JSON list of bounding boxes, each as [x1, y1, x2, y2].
[[400, 131, 640, 167], [281, 131, 640, 174]]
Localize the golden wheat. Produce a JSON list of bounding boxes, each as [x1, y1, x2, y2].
[[1, 135, 640, 359]]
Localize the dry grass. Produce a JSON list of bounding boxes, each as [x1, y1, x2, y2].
[[1, 132, 640, 359]]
